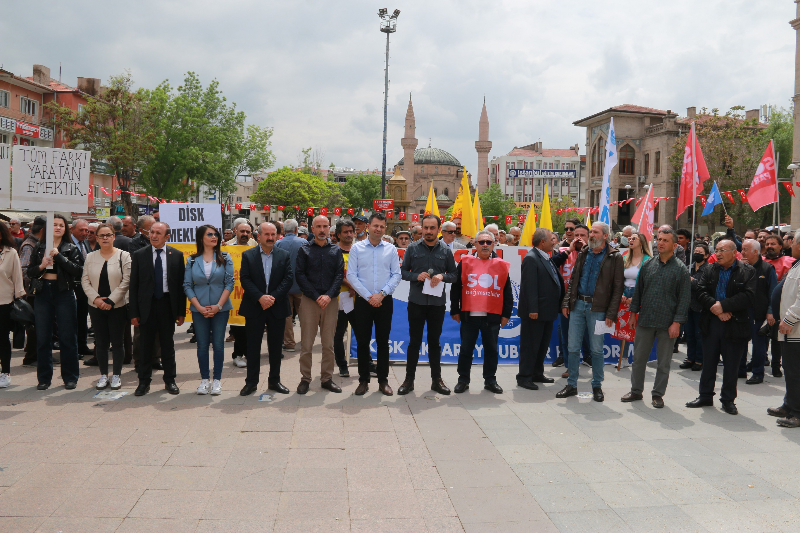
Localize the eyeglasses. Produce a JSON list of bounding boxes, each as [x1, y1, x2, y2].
[[716, 248, 734, 254], [97, 234, 114, 239], [564, 226, 575, 232], [442, 230, 455, 234], [476, 240, 494, 246], [206, 232, 219, 238]]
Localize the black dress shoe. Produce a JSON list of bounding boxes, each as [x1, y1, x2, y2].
[[532, 376, 555, 384], [267, 382, 290, 394], [720, 401, 738, 415], [37, 382, 50, 391], [83, 356, 99, 367], [454, 382, 469, 394], [296, 381, 310, 394], [686, 397, 713, 408], [746, 375, 763, 385], [152, 361, 164, 371], [552, 356, 564, 368], [592, 387, 604, 402], [134, 383, 150, 396], [431, 379, 451, 395], [189, 335, 197, 344], [556, 385, 578, 398], [679, 360, 693, 369], [398, 380, 414, 395], [321, 380, 342, 393], [517, 381, 539, 390], [64, 381, 77, 390], [240, 383, 258, 396], [165, 382, 180, 395], [338, 366, 350, 378], [691, 363, 703, 371], [774, 368, 783, 378], [484, 382, 503, 394]]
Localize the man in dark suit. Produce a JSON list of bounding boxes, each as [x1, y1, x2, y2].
[[129, 221, 186, 396], [517, 228, 565, 390], [239, 222, 293, 396], [107, 216, 131, 252]]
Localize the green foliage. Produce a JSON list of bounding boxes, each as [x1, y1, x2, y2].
[[667, 105, 793, 229], [251, 167, 344, 220], [478, 184, 518, 230], [45, 72, 157, 216], [340, 174, 382, 209]]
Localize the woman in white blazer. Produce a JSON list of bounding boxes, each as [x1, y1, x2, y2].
[[81, 223, 131, 390]]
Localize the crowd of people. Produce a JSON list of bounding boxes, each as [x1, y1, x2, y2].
[[0, 211, 798, 429]]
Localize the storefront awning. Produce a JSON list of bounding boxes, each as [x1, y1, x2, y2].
[[0, 210, 48, 223]]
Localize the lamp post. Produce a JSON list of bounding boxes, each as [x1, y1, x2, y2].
[[378, 8, 400, 199]]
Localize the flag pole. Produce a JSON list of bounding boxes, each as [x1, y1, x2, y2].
[[690, 122, 697, 263], [775, 144, 780, 230]]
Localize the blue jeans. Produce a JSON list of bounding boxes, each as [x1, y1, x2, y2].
[[191, 310, 230, 380], [567, 299, 606, 388], [744, 314, 768, 378], [558, 313, 591, 367], [457, 315, 500, 385], [685, 309, 703, 364], [35, 280, 79, 385]]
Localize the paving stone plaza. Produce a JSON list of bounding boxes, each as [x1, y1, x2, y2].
[[0, 324, 798, 533]]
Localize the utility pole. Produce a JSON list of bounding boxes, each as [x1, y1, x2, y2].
[[378, 8, 400, 199]]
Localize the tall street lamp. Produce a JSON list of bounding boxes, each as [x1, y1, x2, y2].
[[378, 8, 400, 199]]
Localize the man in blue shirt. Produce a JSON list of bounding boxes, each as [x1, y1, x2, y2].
[[346, 212, 401, 396], [275, 219, 306, 352]]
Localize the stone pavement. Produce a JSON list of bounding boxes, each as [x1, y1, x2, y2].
[[0, 324, 799, 533]]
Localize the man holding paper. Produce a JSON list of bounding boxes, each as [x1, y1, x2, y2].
[[398, 214, 458, 395]]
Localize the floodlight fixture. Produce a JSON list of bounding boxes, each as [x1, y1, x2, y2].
[[392, 9, 400, 18]]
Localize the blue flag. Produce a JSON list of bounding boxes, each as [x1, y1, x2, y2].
[[702, 182, 723, 216], [598, 118, 617, 225]]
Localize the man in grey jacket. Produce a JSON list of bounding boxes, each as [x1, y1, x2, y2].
[[398, 214, 458, 395]]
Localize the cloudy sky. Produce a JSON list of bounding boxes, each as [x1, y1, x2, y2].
[[4, 0, 796, 179]]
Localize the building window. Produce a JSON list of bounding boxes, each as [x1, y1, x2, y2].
[[619, 144, 635, 175], [236, 196, 242, 202], [526, 194, 533, 202], [443, 188, 449, 198], [591, 146, 597, 176], [506, 178, 512, 186], [525, 178, 532, 186], [0, 90, 9, 108], [516, 193, 522, 201], [20, 97, 37, 117], [644, 153, 650, 176], [536, 161, 542, 169], [655, 151, 661, 174], [433, 188, 437, 196], [597, 139, 606, 176]]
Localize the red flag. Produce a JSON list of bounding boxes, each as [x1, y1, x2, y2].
[[234, 203, 242, 210], [386, 210, 393, 219], [505, 215, 512, 225], [723, 191, 735, 203], [518, 214, 525, 224], [411, 213, 419, 221], [784, 182, 796, 197], [398, 211, 406, 220], [736, 189, 747, 203], [698, 195, 707, 207], [334, 207, 341, 216], [278, 205, 285, 211], [249, 204, 257, 211], [320, 207, 328, 216], [677, 122, 711, 217], [263, 205, 270, 211], [347, 208, 355, 215], [747, 141, 777, 211], [440, 216, 445, 224], [306, 207, 314, 216], [631, 183, 655, 243]]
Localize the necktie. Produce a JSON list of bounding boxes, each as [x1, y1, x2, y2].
[[154, 249, 164, 299]]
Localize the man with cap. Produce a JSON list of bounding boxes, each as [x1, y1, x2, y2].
[[353, 215, 369, 242], [395, 231, 411, 249]]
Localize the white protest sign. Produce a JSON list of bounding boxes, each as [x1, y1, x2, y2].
[[159, 203, 223, 244], [11, 146, 91, 211], [0, 144, 10, 209]]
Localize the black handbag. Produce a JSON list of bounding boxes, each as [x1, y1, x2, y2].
[[10, 298, 35, 326], [758, 320, 772, 337]]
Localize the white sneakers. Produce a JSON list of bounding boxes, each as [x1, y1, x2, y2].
[[96, 375, 109, 390], [198, 379, 222, 395], [197, 379, 210, 395], [110, 375, 121, 390], [0, 373, 10, 388], [210, 379, 222, 395], [233, 356, 247, 368]]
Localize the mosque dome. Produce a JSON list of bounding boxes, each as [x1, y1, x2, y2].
[[397, 146, 461, 167]]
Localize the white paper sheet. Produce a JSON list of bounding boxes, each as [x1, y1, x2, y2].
[[422, 278, 445, 297], [339, 291, 355, 313], [594, 319, 615, 335]]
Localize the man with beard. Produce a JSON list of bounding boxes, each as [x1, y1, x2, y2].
[[333, 220, 357, 377], [783, 233, 794, 257], [763, 234, 794, 282], [227, 220, 256, 369]]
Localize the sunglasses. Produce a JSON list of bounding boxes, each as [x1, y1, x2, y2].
[[476, 240, 494, 246], [564, 226, 575, 232], [206, 232, 219, 238], [442, 230, 456, 234]]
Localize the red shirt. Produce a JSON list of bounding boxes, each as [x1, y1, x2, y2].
[[10, 230, 24, 240], [762, 255, 795, 281]]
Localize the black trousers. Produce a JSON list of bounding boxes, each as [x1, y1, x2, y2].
[[137, 297, 177, 385], [75, 286, 90, 350], [405, 302, 445, 381], [517, 317, 553, 383], [353, 296, 393, 384], [457, 315, 501, 385], [0, 303, 11, 374], [772, 328, 782, 373], [699, 317, 747, 402], [334, 309, 355, 370], [23, 296, 36, 362], [779, 341, 800, 418], [89, 306, 127, 376], [231, 324, 247, 359], [244, 314, 283, 386]]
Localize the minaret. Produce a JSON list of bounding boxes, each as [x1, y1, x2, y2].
[[475, 99, 492, 193], [401, 94, 418, 201], [790, 2, 800, 229]]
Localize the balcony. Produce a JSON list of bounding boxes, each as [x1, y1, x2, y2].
[[645, 123, 665, 136]]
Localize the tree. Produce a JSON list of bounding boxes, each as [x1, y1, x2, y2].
[[45, 72, 157, 216], [297, 146, 326, 175], [224, 124, 275, 199], [340, 174, 382, 209], [137, 72, 250, 201], [251, 167, 344, 220], [478, 184, 519, 230]]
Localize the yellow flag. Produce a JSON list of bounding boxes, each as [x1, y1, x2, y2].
[[450, 167, 467, 220], [519, 202, 537, 246], [473, 189, 484, 231], [539, 184, 553, 231], [457, 172, 477, 238], [424, 182, 440, 218]]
